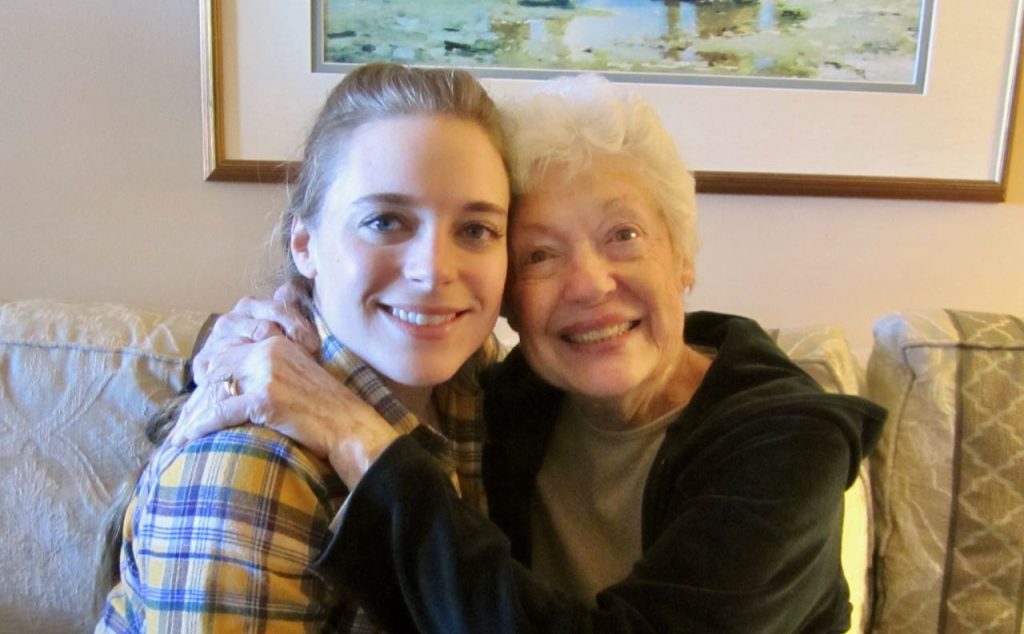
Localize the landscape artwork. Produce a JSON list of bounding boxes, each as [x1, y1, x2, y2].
[[319, 0, 929, 90]]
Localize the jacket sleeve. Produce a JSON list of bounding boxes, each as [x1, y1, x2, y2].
[[312, 416, 856, 634]]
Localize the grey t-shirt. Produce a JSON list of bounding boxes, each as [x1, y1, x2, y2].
[[530, 402, 683, 604]]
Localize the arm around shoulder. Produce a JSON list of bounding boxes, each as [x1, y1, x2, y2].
[[314, 412, 863, 633]]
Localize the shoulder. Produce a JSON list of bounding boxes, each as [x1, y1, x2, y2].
[[667, 378, 879, 503], [123, 431, 347, 629], [684, 311, 885, 479], [145, 425, 346, 519]]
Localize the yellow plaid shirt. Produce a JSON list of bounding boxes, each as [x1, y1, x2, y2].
[[98, 317, 494, 633]]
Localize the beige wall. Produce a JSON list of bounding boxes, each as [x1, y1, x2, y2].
[[2, 2, 1022, 358]]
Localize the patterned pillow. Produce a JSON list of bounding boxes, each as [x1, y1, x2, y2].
[[867, 310, 1024, 633], [0, 300, 210, 633]]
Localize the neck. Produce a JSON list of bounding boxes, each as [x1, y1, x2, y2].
[[381, 378, 437, 429], [568, 345, 711, 431]]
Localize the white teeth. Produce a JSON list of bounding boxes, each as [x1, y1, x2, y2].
[[390, 307, 456, 326], [566, 322, 632, 344]]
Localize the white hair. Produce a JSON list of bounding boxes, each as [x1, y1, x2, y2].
[[500, 74, 698, 275]]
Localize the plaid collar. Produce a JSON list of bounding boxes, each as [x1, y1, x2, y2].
[[313, 313, 460, 492]]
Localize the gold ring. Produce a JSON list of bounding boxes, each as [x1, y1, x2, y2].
[[222, 377, 240, 398]]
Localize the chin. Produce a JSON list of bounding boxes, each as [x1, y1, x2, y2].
[[567, 382, 634, 400], [550, 370, 638, 400], [384, 364, 462, 388]]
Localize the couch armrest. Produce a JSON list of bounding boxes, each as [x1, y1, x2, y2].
[[866, 309, 1024, 633], [0, 300, 212, 632]]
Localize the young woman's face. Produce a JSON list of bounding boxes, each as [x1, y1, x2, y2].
[[292, 114, 509, 387]]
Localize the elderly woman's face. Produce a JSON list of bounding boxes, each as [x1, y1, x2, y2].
[[292, 114, 509, 387], [507, 155, 692, 401]]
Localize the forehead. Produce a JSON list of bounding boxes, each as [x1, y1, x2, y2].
[[321, 114, 510, 218], [513, 156, 662, 231], [344, 115, 499, 177]]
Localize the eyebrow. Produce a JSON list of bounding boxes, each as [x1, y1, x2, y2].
[[516, 196, 637, 235], [602, 196, 640, 214], [350, 193, 415, 208], [351, 193, 507, 215]]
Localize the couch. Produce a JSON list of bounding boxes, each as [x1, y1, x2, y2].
[[1, 299, 1022, 633]]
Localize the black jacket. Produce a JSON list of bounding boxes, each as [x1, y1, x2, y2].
[[315, 312, 886, 633]]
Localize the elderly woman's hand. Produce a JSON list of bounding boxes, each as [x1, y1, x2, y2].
[[191, 282, 320, 387], [172, 329, 398, 489]]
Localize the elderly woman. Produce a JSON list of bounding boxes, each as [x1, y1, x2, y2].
[[178, 75, 885, 632]]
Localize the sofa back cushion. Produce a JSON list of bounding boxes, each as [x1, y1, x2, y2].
[[0, 300, 210, 633], [867, 309, 1024, 633]]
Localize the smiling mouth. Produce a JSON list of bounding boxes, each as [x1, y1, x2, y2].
[[387, 306, 459, 326], [563, 320, 640, 344]]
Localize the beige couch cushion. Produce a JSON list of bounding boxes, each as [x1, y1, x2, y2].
[[867, 310, 1024, 633], [0, 300, 209, 633], [772, 324, 872, 634]]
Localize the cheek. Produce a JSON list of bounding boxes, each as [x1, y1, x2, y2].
[[316, 246, 380, 310], [509, 279, 555, 336], [648, 280, 686, 336], [480, 253, 509, 312]]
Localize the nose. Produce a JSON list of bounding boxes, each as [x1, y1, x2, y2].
[[403, 226, 457, 288], [562, 246, 615, 304]]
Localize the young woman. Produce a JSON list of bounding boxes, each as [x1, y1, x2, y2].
[[95, 63, 511, 632]]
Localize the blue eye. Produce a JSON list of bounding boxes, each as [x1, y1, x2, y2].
[[461, 222, 500, 241], [361, 214, 403, 233]]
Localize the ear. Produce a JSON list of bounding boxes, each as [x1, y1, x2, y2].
[[678, 258, 695, 293], [290, 215, 317, 279]]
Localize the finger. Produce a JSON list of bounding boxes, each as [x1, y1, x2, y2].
[[201, 344, 258, 391], [235, 295, 319, 353], [249, 319, 287, 342], [195, 296, 317, 375], [193, 308, 269, 385], [185, 397, 252, 444], [218, 303, 285, 342], [206, 297, 290, 344], [169, 384, 221, 446], [273, 280, 308, 305], [172, 391, 252, 445], [195, 316, 285, 375], [193, 337, 252, 386], [257, 310, 318, 353], [270, 284, 320, 353], [288, 320, 320, 354]]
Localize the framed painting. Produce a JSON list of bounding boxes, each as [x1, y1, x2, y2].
[[312, 0, 931, 94], [201, 0, 1024, 200]]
